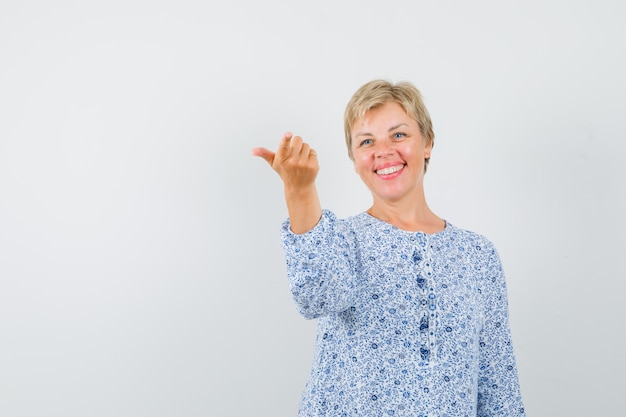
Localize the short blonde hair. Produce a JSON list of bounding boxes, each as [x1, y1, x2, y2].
[[344, 80, 435, 170]]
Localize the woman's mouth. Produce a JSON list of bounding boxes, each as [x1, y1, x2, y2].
[[375, 164, 405, 175]]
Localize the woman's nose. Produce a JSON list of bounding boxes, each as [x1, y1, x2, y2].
[[375, 140, 395, 157]]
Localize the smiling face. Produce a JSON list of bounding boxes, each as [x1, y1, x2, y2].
[[351, 101, 432, 205]]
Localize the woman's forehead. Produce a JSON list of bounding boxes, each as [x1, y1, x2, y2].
[[352, 102, 415, 132]]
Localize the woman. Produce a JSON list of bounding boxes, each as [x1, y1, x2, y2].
[[252, 80, 525, 416]]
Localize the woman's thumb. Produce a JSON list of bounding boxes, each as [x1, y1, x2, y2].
[[251, 147, 275, 166]]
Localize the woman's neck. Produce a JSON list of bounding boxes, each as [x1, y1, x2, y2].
[[367, 197, 445, 233]]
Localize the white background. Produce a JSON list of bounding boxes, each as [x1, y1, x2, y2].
[[1, 1, 625, 416]]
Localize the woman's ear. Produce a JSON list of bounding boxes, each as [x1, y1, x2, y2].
[[424, 138, 434, 158], [424, 144, 432, 159]]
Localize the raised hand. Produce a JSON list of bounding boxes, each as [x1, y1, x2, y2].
[[252, 132, 322, 234], [252, 132, 319, 190]]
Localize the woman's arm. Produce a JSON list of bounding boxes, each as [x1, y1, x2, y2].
[[281, 210, 358, 319], [476, 246, 526, 417], [254, 134, 357, 318], [252, 132, 322, 234]]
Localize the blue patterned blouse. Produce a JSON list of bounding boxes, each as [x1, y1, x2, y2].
[[281, 210, 525, 417]]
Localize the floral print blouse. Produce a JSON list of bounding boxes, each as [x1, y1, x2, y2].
[[281, 210, 525, 417]]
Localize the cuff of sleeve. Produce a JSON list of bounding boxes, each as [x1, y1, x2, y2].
[[280, 209, 336, 257]]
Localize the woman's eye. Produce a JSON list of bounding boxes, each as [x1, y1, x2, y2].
[[393, 132, 406, 139], [360, 139, 373, 146]]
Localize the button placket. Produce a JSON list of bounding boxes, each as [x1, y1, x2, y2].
[[409, 233, 437, 365]]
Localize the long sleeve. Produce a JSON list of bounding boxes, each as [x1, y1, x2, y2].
[[281, 210, 358, 319], [476, 245, 525, 417]]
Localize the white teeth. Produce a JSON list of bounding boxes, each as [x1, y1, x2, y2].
[[376, 165, 404, 175]]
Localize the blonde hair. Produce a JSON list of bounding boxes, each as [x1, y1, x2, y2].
[[344, 80, 435, 171]]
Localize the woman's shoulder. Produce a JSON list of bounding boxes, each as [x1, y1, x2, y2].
[[444, 221, 490, 240], [344, 210, 374, 226], [281, 209, 364, 241], [442, 222, 499, 257]]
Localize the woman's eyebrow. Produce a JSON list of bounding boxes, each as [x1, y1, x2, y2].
[[388, 123, 408, 131], [355, 123, 409, 138]]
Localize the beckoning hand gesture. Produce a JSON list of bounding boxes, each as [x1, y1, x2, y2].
[[252, 132, 322, 234]]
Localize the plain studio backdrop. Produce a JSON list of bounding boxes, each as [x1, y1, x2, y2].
[[1, 1, 624, 416]]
